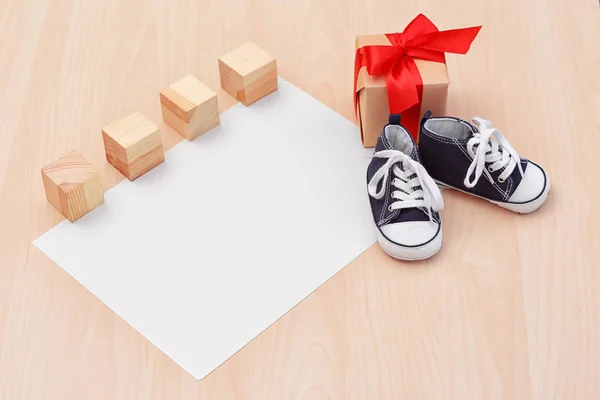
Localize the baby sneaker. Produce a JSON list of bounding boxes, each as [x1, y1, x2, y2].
[[419, 113, 550, 213], [367, 115, 445, 261]]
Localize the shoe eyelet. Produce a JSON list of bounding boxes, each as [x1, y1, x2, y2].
[[388, 206, 394, 212], [488, 166, 494, 172], [498, 177, 506, 183]]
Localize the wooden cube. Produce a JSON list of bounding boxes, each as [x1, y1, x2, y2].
[[218, 42, 277, 106], [41, 150, 104, 222], [102, 112, 165, 181], [160, 75, 220, 140]]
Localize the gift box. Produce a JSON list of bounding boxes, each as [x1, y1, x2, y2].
[[354, 15, 482, 147]]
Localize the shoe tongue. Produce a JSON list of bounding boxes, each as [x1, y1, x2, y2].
[[465, 119, 480, 138], [376, 126, 419, 162], [468, 119, 496, 153]]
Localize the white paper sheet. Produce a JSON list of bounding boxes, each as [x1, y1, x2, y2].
[[34, 78, 375, 380]]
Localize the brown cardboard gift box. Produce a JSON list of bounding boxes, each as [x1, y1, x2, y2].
[[355, 34, 450, 148]]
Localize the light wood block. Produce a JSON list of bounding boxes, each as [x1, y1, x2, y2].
[[160, 75, 220, 140], [102, 112, 165, 181], [41, 150, 104, 222], [218, 42, 278, 106]]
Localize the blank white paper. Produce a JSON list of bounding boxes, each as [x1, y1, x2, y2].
[[34, 78, 375, 380]]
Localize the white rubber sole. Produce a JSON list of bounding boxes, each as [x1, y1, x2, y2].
[[435, 177, 551, 214], [376, 228, 442, 261]]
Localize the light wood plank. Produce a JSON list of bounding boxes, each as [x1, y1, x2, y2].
[[0, 0, 599, 398]]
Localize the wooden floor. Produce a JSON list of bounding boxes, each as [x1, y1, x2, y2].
[[1, 0, 599, 398]]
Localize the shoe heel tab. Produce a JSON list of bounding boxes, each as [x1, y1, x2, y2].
[[421, 110, 432, 127], [388, 114, 402, 126]]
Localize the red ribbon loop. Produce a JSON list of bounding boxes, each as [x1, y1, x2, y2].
[[354, 14, 482, 134]]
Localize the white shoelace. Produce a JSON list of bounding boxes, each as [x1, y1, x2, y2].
[[464, 117, 525, 188], [367, 149, 444, 221]]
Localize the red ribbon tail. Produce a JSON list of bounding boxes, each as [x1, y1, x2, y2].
[[386, 57, 422, 114], [403, 103, 422, 142], [353, 48, 363, 117], [386, 58, 423, 141], [407, 26, 482, 54]]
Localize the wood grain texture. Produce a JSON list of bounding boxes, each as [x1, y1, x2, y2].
[[40, 150, 104, 222], [102, 112, 164, 180], [160, 75, 220, 140], [219, 42, 278, 105], [0, 0, 599, 399]]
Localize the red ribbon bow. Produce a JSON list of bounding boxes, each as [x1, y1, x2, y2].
[[354, 14, 482, 136]]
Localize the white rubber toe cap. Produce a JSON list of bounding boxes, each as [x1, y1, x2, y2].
[[508, 162, 547, 203], [377, 220, 442, 261], [380, 220, 440, 247]]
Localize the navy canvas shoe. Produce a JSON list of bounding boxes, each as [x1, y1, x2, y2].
[[419, 114, 550, 213], [367, 115, 445, 261]]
